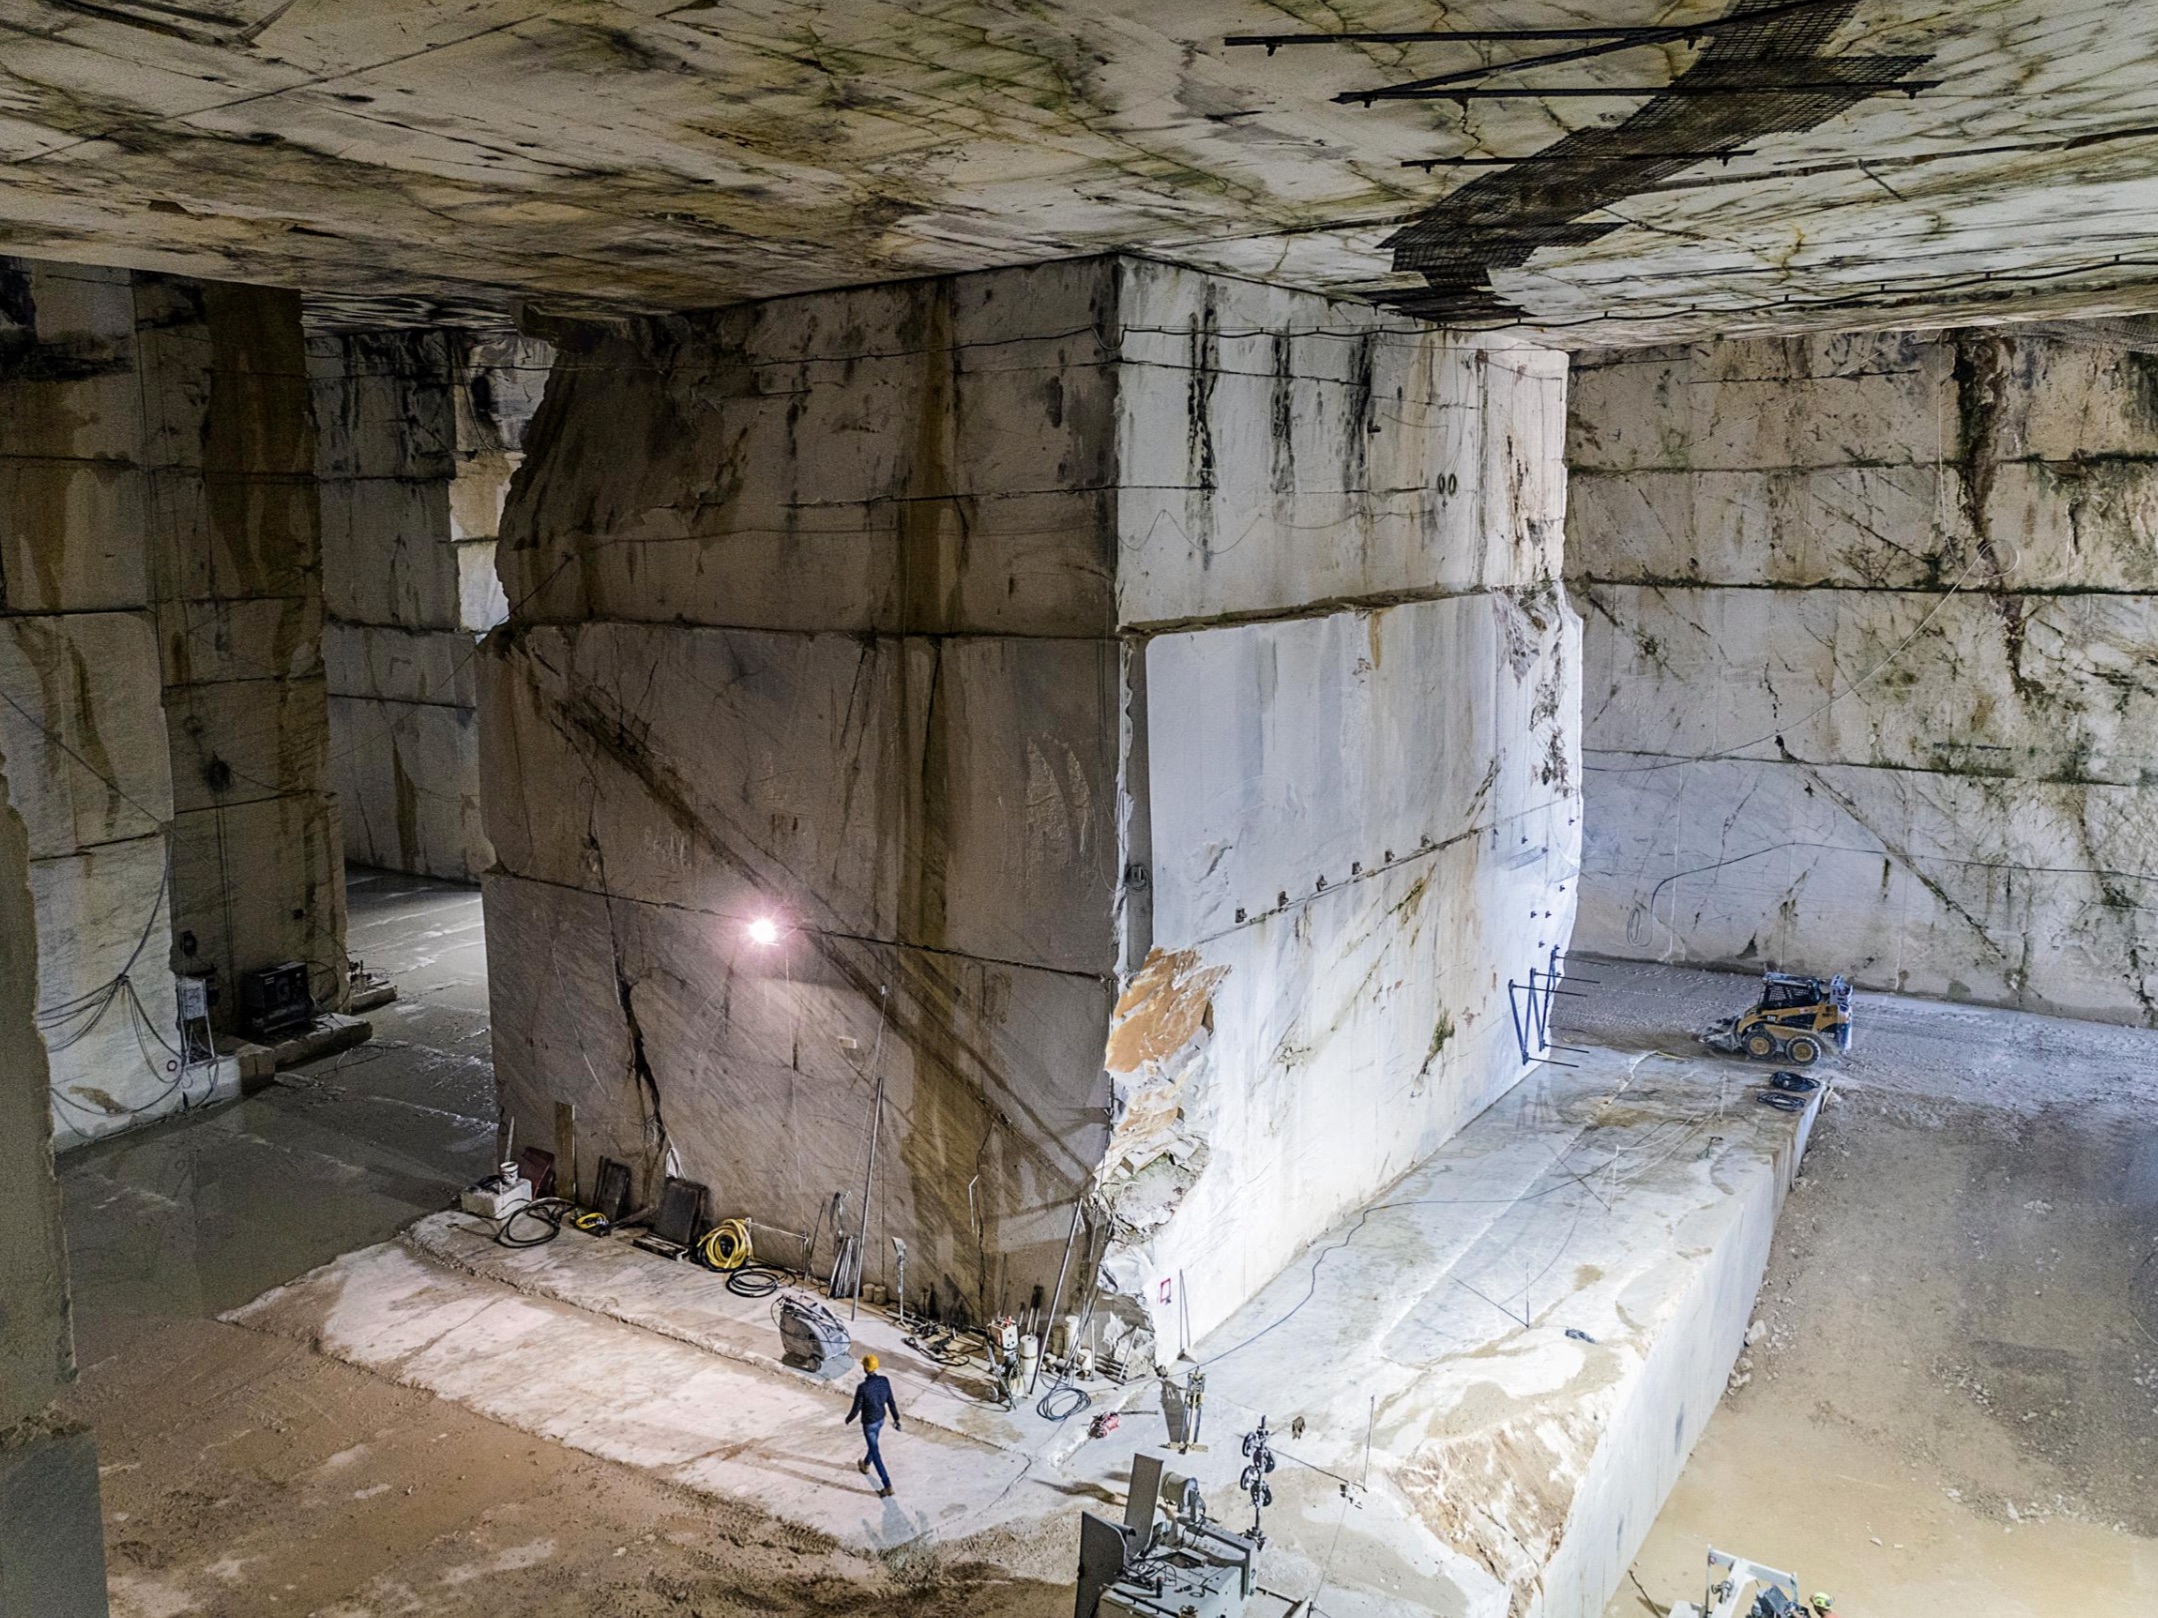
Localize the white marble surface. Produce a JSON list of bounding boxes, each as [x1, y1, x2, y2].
[[1570, 328, 2158, 1021]]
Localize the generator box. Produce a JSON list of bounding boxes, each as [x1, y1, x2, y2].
[[238, 961, 313, 1039]]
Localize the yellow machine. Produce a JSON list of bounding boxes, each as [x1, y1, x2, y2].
[[1702, 973, 1853, 1066]]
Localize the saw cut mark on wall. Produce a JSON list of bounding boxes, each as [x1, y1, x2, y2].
[[1345, 0, 1937, 325]]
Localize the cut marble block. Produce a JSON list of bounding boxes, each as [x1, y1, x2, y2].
[[317, 478, 461, 629], [0, 459, 153, 614], [311, 326, 542, 880], [1124, 591, 1580, 1347], [482, 256, 1582, 1352], [31, 837, 193, 1148], [167, 791, 345, 997], [0, 612, 172, 855]]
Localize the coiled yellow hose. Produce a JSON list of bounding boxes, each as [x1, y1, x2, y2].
[[697, 1217, 753, 1270]]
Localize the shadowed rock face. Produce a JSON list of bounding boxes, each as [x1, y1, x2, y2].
[[1, 259, 345, 1154], [0, 2, 2155, 338]]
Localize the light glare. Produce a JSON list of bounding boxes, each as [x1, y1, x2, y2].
[[746, 916, 780, 946]]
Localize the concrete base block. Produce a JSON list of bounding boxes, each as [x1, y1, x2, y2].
[[0, 1428, 109, 1618], [222, 1013, 373, 1088]]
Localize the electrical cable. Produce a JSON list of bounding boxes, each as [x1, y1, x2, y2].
[[904, 1324, 981, 1366], [726, 1265, 785, 1298], [495, 1197, 580, 1248], [1035, 1381, 1091, 1423]]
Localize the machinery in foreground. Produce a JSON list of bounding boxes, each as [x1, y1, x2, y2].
[[1669, 1547, 1815, 1617], [1702, 971, 1853, 1066], [1075, 1450, 1263, 1618]]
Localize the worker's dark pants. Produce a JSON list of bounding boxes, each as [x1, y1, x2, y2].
[[862, 1420, 891, 1490]]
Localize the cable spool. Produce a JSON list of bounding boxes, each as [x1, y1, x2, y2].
[[726, 1265, 784, 1298], [696, 1217, 754, 1271]]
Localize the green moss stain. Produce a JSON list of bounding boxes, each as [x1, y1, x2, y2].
[[1419, 1010, 1455, 1077]]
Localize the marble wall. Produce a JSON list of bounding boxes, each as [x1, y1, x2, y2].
[[484, 257, 1579, 1347], [311, 327, 547, 882], [1, 256, 342, 1144], [1569, 328, 2158, 1022], [0, 671, 110, 1618]]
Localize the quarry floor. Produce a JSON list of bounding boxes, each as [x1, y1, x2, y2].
[[49, 875, 2158, 1618], [1574, 962, 2158, 1618]]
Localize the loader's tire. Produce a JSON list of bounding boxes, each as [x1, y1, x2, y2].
[[1785, 1034, 1822, 1066], [1743, 1030, 1778, 1060]]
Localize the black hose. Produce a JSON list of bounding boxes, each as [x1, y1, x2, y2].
[[496, 1198, 578, 1248], [727, 1265, 785, 1298], [1037, 1381, 1091, 1422]]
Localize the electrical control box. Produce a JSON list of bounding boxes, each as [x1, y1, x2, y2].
[[239, 961, 314, 1039], [175, 976, 211, 1021]]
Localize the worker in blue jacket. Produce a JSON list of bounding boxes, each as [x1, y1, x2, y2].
[[846, 1353, 901, 1496]]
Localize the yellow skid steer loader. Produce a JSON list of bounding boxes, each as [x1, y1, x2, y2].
[[1702, 972, 1853, 1066]]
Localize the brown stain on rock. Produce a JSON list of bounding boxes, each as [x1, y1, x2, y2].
[[1394, 1371, 1620, 1618], [1105, 946, 1227, 1075]]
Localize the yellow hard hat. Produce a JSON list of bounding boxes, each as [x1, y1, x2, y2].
[[1810, 1598, 1833, 1613], [862, 1353, 880, 1372]]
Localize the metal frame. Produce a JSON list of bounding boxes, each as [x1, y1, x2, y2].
[[1507, 946, 1597, 1068]]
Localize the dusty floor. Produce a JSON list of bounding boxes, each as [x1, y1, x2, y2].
[[57, 868, 1066, 1618], [1575, 961, 2158, 1617], [54, 886, 2158, 1617]]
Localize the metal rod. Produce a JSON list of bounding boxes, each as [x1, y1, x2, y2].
[[1294, 0, 1855, 96], [1344, 79, 1938, 104], [850, 986, 890, 1321], [1031, 1197, 1085, 1397], [1226, 0, 1843, 51], [1404, 149, 1754, 168], [852, 1074, 883, 1321]]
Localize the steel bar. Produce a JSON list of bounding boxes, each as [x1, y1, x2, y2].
[[1226, 0, 1840, 52], [1031, 1197, 1085, 1397], [1317, 0, 1848, 95], [1404, 149, 1754, 167], [1346, 79, 1938, 104]]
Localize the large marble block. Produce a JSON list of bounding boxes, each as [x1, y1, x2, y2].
[[485, 257, 1580, 1343], [1113, 590, 1580, 1346], [0, 611, 187, 1146], [0, 613, 171, 857], [482, 622, 1119, 976], [312, 325, 547, 881], [500, 259, 1120, 636], [1115, 265, 1569, 625]]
